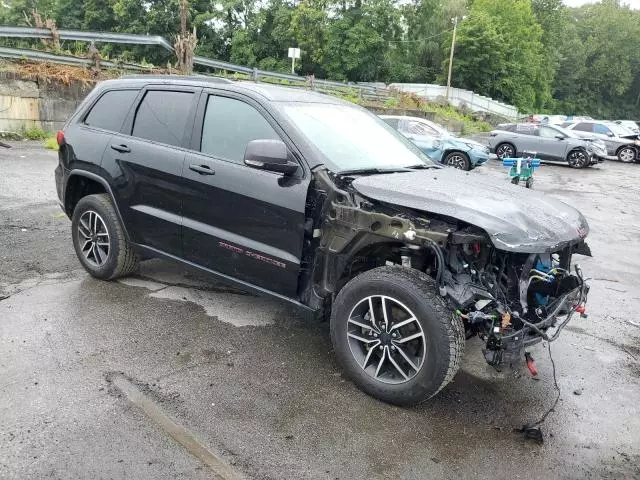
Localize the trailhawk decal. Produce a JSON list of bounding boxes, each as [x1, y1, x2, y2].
[[218, 242, 287, 269]]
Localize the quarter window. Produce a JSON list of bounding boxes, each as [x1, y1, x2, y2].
[[200, 95, 280, 164], [132, 90, 194, 147], [84, 89, 139, 132]]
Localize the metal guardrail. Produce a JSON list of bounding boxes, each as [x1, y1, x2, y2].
[[0, 26, 174, 51], [0, 45, 146, 70], [0, 25, 383, 96]]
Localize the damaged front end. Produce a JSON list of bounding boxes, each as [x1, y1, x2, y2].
[[304, 168, 591, 371], [445, 244, 590, 368]]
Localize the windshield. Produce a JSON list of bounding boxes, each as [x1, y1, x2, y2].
[[281, 103, 436, 172], [608, 123, 636, 136]]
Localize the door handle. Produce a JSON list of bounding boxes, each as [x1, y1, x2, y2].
[[110, 144, 131, 153], [189, 164, 216, 175]]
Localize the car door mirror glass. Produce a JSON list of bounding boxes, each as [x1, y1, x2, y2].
[[244, 139, 298, 175]]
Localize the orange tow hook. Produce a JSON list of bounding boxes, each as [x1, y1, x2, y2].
[[525, 352, 538, 377]]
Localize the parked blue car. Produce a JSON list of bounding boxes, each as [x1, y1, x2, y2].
[[380, 115, 490, 170]]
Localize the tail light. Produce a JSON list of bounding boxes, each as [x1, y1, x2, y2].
[[56, 130, 65, 146]]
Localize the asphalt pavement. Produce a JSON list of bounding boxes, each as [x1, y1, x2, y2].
[[1, 144, 639, 479]]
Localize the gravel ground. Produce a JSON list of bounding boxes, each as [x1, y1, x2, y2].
[[1, 144, 639, 480]]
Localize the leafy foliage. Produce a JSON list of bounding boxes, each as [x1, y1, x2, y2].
[[1, 0, 639, 117]]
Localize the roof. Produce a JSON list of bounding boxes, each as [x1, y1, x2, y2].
[[102, 75, 346, 105]]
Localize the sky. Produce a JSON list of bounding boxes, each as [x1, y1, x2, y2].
[[563, 0, 640, 8]]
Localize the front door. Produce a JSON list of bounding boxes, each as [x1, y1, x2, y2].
[[181, 91, 310, 297], [103, 86, 200, 256], [536, 126, 568, 161]]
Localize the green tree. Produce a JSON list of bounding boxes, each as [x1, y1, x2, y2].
[[441, 0, 548, 112]]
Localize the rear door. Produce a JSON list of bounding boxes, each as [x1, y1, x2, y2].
[[181, 90, 310, 297], [67, 88, 140, 171], [102, 86, 200, 256]]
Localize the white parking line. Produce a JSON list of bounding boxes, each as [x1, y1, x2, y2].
[[110, 374, 243, 480]]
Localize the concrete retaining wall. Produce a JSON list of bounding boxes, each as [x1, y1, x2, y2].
[[0, 72, 94, 134]]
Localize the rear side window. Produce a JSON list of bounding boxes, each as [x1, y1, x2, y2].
[[200, 95, 280, 164], [132, 90, 194, 147], [83, 89, 138, 132], [515, 123, 538, 135], [574, 123, 593, 132]]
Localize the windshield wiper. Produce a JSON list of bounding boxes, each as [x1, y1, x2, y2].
[[406, 163, 440, 169], [336, 167, 412, 176]]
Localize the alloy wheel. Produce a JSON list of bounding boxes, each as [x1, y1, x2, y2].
[[618, 147, 635, 163], [496, 144, 514, 158], [77, 210, 110, 268], [446, 154, 468, 169], [568, 150, 587, 168], [347, 295, 426, 384]]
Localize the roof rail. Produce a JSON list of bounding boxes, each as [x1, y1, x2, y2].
[[119, 74, 232, 83]]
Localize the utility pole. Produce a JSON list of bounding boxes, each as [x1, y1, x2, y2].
[[446, 16, 460, 103]]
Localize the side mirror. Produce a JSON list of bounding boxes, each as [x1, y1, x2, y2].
[[244, 139, 298, 175], [607, 131, 615, 137], [555, 135, 565, 140]]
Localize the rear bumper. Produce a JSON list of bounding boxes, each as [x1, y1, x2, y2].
[[54, 162, 70, 215]]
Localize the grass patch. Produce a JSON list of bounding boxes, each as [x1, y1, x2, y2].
[[22, 124, 49, 140], [44, 136, 59, 150]]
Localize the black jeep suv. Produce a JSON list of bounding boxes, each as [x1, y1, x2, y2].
[[55, 76, 590, 405]]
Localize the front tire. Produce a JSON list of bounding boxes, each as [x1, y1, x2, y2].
[[330, 267, 464, 405], [443, 151, 471, 170], [617, 146, 636, 163], [567, 149, 589, 168], [71, 194, 139, 280], [496, 143, 516, 159]]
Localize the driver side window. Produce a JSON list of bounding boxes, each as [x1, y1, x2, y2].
[[200, 95, 280, 164], [539, 126, 559, 138], [593, 123, 612, 136], [406, 121, 438, 136]]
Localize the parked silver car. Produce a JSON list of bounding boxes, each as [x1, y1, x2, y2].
[[561, 120, 640, 162], [489, 123, 606, 168]]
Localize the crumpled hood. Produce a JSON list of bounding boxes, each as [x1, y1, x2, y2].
[[351, 169, 589, 253]]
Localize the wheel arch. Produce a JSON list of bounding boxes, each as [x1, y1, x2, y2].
[[615, 143, 637, 156], [566, 146, 589, 164], [65, 170, 130, 241]]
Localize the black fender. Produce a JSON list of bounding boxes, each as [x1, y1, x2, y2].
[[66, 169, 131, 241]]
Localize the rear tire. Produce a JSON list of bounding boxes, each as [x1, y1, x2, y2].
[[330, 266, 464, 405], [71, 194, 139, 280]]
